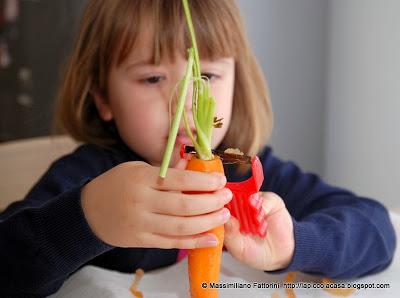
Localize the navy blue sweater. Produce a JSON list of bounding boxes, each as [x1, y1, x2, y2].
[[0, 143, 396, 297]]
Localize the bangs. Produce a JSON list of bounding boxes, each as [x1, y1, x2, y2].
[[57, 0, 272, 159], [111, 0, 239, 66]]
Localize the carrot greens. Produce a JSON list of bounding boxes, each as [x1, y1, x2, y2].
[[159, 49, 194, 178], [159, 0, 222, 177]]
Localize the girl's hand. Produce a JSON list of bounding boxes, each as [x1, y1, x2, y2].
[[81, 159, 232, 249], [223, 192, 294, 271]]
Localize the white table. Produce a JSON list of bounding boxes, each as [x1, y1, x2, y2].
[[50, 212, 400, 298]]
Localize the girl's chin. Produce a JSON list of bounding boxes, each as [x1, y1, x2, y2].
[[170, 146, 182, 167], [148, 146, 181, 168]]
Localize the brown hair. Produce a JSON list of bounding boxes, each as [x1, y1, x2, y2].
[[55, 0, 273, 156]]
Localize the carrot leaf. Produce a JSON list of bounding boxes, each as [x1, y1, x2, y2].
[[159, 0, 223, 177]]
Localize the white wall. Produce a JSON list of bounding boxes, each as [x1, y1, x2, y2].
[[236, 0, 328, 175], [325, 0, 400, 208], [237, 0, 399, 208]]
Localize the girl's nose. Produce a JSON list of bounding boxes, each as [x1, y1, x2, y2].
[[184, 84, 194, 111], [168, 82, 195, 131], [170, 81, 193, 114]]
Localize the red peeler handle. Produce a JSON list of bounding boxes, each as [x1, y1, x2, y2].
[[180, 144, 267, 238], [225, 156, 267, 238]]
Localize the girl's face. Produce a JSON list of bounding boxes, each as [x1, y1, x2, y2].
[[94, 35, 235, 167]]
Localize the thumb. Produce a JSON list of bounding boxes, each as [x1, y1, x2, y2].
[[223, 216, 244, 255], [224, 216, 248, 262], [224, 216, 240, 239], [172, 153, 193, 170]]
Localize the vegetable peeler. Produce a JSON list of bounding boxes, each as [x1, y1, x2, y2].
[[180, 144, 267, 238]]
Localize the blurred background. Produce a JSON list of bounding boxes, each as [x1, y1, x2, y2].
[[0, 0, 399, 208]]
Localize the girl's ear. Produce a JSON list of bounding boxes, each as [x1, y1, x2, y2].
[[92, 89, 114, 121]]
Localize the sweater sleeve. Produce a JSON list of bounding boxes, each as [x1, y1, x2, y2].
[[260, 147, 396, 278], [0, 145, 115, 297]]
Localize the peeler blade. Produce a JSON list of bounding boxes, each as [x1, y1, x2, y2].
[[182, 145, 252, 164]]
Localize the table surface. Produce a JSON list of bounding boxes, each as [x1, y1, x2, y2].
[[50, 212, 400, 298]]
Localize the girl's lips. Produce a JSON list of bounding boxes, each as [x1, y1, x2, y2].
[[176, 134, 195, 145], [175, 127, 196, 145], [178, 127, 196, 135]]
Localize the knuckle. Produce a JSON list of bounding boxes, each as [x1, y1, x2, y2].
[[211, 213, 222, 227], [219, 196, 228, 208], [270, 192, 285, 205], [175, 221, 188, 235], [131, 212, 147, 232], [131, 232, 147, 248], [120, 161, 146, 173], [220, 188, 232, 201], [111, 162, 130, 178], [132, 160, 148, 168], [171, 239, 184, 249], [214, 195, 225, 209], [123, 161, 141, 173], [210, 176, 221, 189], [263, 192, 286, 210], [210, 190, 228, 207], [181, 197, 193, 215], [161, 240, 173, 249], [174, 172, 188, 186], [133, 164, 153, 183]]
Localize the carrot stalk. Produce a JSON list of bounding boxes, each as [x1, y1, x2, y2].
[[182, 0, 201, 78], [182, 0, 215, 160], [205, 97, 215, 143], [159, 49, 194, 178]]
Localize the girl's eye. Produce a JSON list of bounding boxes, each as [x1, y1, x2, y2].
[[201, 73, 219, 81], [143, 76, 164, 84]]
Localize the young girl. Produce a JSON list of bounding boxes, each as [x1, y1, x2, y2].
[[0, 0, 396, 296]]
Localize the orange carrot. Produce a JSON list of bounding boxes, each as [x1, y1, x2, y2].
[[130, 268, 144, 297], [321, 278, 355, 296], [186, 155, 225, 298], [284, 272, 297, 298]]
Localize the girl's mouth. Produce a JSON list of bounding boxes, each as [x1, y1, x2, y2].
[[177, 134, 194, 145], [176, 128, 196, 146]]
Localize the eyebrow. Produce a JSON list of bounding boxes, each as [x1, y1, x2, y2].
[[125, 57, 232, 71], [199, 58, 233, 67], [125, 59, 155, 71], [205, 58, 231, 63], [218, 58, 232, 64]]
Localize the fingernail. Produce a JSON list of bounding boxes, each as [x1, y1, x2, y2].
[[221, 175, 227, 186], [225, 220, 231, 231], [257, 208, 266, 223], [198, 235, 218, 248], [224, 189, 233, 202], [215, 173, 226, 186], [250, 193, 261, 208], [221, 208, 231, 222]]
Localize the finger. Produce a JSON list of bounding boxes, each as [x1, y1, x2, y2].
[[260, 192, 286, 215], [172, 156, 189, 170], [224, 216, 241, 241], [152, 167, 226, 192], [223, 216, 245, 256], [172, 153, 195, 170], [147, 208, 231, 236], [143, 232, 219, 249], [150, 188, 233, 216]]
